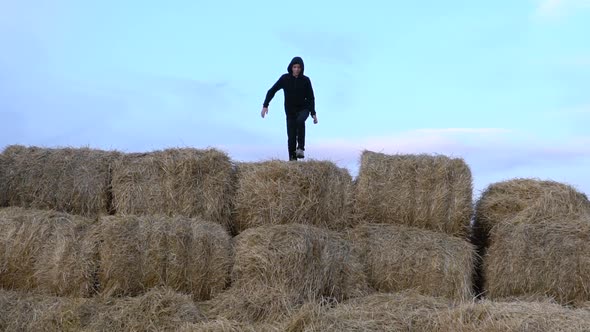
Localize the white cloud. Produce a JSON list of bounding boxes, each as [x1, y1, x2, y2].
[[535, 0, 590, 18], [226, 127, 589, 169], [221, 127, 590, 195]]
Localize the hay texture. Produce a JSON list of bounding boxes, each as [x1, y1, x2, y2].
[[471, 179, 590, 296], [111, 148, 234, 229], [0, 289, 98, 332], [0, 151, 8, 207], [0, 207, 99, 297], [0, 287, 203, 332], [354, 150, 472, 237], [440, 299, 590, 332], [483, 212, 590, 304], [285, 291, 451, 332], [349, 224, 475, 301], [88, 287, 204, 331], [1, 145, 119, 217], [473, 178, 590, 241], [207, 224, 368, 322], [97, 214, 232, 300], [232, 160, 354, 233], [181, 318, 282, 332]]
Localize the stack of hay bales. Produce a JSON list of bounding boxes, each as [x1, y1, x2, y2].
[[110, 148, 235, 231], [232, 160, 354, 233], [471, 179, 583, 295], [97, 214, 233, 300], [351, 150, 476, 300], [0, 287, 204, 331], [0, 207, 232, 301], [0, 207, 99, 297], [475, 179, 590, 304], [205, 223, 369, 323], [0, 145, 120, 217], [205, 159, 363, 324]]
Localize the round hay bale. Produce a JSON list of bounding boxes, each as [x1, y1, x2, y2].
[[97, 215, 232, 300], [1, 145, 120, 217], [232, 160, 354, 233], [285, 291, 452, 332], [472, 179, 590, 297], [111, 148, 234, 230], [484, 212, 590, 304], [230, 224, 368, 297], [473, 178, 590, 243], [0, 207, 98, 296], [439, 299, 590, 331], [205, 285, 304, 323], [0, 287, 203, 332], [349, 224, 475, 301], [33, 216, 100, 297], [0, 289, 98, 332], [207, 224, 369, 322], [88, 287, 205, 331], [354, 150, 472, 237]]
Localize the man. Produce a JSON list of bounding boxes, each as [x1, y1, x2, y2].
[[261, 56, 318, 161]]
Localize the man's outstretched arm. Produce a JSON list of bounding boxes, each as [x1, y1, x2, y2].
[[263, 76, 283, 107], [307, 78, 318, 124], [261, 76, 283, 118]]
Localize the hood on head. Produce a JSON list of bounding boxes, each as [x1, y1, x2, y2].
[[287, 56, 304, 75]]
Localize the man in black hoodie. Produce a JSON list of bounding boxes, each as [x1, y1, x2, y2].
[[261, 56, 318, 161]]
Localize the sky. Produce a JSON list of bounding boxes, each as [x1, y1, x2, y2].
[[1, 0, 589, 198]]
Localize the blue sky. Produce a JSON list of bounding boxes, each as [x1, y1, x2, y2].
[[1, 0, 589, 197]]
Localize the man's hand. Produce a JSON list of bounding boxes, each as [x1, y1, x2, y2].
[[261, 107, 269, 118], [312, 115, 318, 124]]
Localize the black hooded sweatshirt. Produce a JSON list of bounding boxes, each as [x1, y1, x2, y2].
[[263, 56, 316, 116]]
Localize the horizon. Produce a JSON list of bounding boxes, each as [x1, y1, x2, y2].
[[1, 0, 589, 196]]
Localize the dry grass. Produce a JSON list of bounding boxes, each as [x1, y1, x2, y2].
[[89, 287, 205, 331], [349, 224, 476, 301], [1, 145, 120, 217], [0, 207, 99, 296], [440, 299, 590, 331], [97, 214, 232, 300], [473, 178, 590, 240], [354, 150, 472, 237], [206, 223, 369, 323], [0, 150, 8, 207], [0, 287, 203, 332], [0, 289, 97, 332], [181, 318, 283, 332], [286, 292, 590, 332], [232, 160, 354, 233], [111, 148, 235, 230], [34, 214, 101, 297], [471, 179, 590, 297], [204, 285, 308, 324], [483, 213, 590, 305], [285, 291, 452, 332]]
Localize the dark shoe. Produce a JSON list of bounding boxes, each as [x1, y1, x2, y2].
[[289, 155, 297, 161]]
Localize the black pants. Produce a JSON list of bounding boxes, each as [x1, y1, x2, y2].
[[286, 109, 310, 159]]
